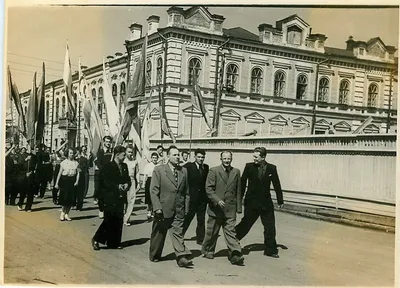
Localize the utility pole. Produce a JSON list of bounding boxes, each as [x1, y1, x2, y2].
[[311, 57, 331, 134], [386, 68, 397, 133]]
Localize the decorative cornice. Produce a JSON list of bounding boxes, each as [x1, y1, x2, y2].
[[319, 67, 335, 76], [367, 74, 384, 83], [249, 56, 270, 66], [226, 54, 245, 63], [273, 61, 292, 70], [186, 46, 209, 56], [295, 64, 314, 73], [338, 71, 356, 79]]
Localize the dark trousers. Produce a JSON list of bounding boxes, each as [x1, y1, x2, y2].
[[17, 174, 36, 211], [235, 202, 278, 255], [93, 210, 123, 248], [149, 215, 191, 260], [93, 170, 100, 199], [202, 215, 242, 257], [76, 172, 89, 210], [52, 165, 60, 204], [183, 199, 207, 242], [5, 182, 14, 205]]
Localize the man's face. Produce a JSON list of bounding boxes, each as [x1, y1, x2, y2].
[[116, 151, 126, 162], [21, 148, 27, 154], [182, 153, 189, 162], [195, 153, 205, 165], [104, 138, 112, 148], [35, 147, 40, 153], [82, 146, 87, 153], [126, 148, 133, 159], [151, 155, 159, 164], [253, 152, 264, 165], [168, 148, 180, 166], [157, 147, 163, 155], [45, 147, 50, 153], [220, 152, 232, 168]]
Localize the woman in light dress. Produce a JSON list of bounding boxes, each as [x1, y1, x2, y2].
[[142, 152, 159, 220], [55, 148, 80, 221]]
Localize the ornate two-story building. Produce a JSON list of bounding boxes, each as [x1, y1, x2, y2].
[[15, 5, 398, 150]]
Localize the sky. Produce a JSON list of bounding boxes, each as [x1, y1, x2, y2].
[[6, 5, 399, 93]]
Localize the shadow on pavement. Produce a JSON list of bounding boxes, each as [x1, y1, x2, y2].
[[121, 237, 150, 248], [31, 206, 60, 212], [161, 249, 202, 262], [214, 243, 288, 258], [128, 219, 149, 226], [80, 206, 99, 212], [71, 215, 98, 221]]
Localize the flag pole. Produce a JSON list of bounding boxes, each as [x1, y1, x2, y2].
[[189, 102, 194, 155], [50, 85, 55, 151]]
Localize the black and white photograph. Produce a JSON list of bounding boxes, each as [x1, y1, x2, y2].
[[2, 2, 399, 286]]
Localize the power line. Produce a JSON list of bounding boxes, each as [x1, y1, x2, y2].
[[8, 60, 65, 73], [9, 67, 62, 79], [7, 52, 79, 67]]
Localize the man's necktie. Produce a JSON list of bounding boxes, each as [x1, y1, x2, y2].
[[199, 165, 203, 177], [173, 168, 178, 183]]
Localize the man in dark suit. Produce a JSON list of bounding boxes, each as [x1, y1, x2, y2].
[[235, 147, 284, 258], [202, 151, 244, 265], [149, 145, 193, 268], [183, 149, 209, 245]]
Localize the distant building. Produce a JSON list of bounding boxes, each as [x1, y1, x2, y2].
[[15, 6, 398, 149]]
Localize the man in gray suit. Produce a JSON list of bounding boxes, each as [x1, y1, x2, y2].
[[202, 151, 244, 265], [149, 145, 193, 268]]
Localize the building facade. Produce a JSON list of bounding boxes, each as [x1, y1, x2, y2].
[[14, 5, 398, 150]]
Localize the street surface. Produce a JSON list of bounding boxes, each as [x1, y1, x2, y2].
[[3, 181, 395, 286]]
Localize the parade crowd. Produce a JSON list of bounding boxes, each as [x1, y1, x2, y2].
[[5, 136, 284, 269]]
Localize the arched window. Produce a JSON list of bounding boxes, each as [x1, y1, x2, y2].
[[188, 57, 202, 85], [112, 83, 117, 104], [92, 88, 97, 102], [250, 67, 263, 94], [156, 57, 163, 85], [55, 99, 59, 121], [98, 87, 104, 116], [296, 74, 308, 100], [146, 60, 152, 87], [318, 77, 329, 102], [339, 80, 350, 104], [274, 71, 286, 97], [45, 100, 50, 123], [226, 63, 239, 91], [120, 82, 126, 96], [61, 97, 66, 117], [368, 83, 378, 107]]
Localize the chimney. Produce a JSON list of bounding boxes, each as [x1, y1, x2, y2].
[[129, 23, 142, 41], [346, 36, 355, 50], [147, 15, 160, 35]]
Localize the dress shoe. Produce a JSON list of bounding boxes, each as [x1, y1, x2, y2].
[[203, 254, 214, 260], [91, 238, 100, 251], [177, 257, 193, 268], [229, 254, 245, 265], [264, 252, 279, 258], [149, 257, 160, 262], [196, 240, 203, 245]]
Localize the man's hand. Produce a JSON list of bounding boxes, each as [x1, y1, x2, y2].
[[278, 204, 284, 209], [217, 200, 225, 208], [154, 209, 163, 221], [74, 181, 79, 187]]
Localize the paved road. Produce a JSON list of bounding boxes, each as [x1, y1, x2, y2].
[[3, 185, 395, 286]]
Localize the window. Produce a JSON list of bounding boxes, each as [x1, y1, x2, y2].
[[318, 77, 329, 102], [61, 97, 66, 117], [359, 48, 365, 55], [55, 99, 59, 121], [98, 87, 104, 116], [188, 57, 201, 85], [146, 60, 152, 87], [274, 71, 286, 97], [156, 57, 163, 85], [339, 80, 350, 104], [287, 25, 302, 45], [296, 74, 308, 100], [120, 82, 126, 96], [226, 63, 239, 91], [92, 88, 96, 102], [45, 100, 50, 123], [250, 67, 263, 94], [368, 83, 378, 107], [112, 83, 117, 104]]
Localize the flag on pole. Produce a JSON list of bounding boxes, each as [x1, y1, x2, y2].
[[102, 58, 121, 138], [192, 77, 214, 132], [36, 62, 46, 143], [26, 72, 37, 145], [8, 66, 26, 137], [117, 34, 147, 148], [79, 57, 105, 156], [141, 91, 152, 161], [63, 43, 76, 120], [158, 86, 176, 143]]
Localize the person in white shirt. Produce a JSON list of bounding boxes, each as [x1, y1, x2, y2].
[[143, 152, 159, 220], [123, 145, 140, 226], [156, 145, 166, 165], [179, 150, 189, 166]]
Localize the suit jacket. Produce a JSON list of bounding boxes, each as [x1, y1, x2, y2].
[[100, 161, 131, 214], [95, 147, 112, 171], [241, 162, 283, 208], [184, 162, 209, 204], [205, 165, 242, 219], [150, 164, 190, 219]]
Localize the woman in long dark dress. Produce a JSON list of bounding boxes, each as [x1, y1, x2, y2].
[[55, 148, 80, 221], [91, 145, 131, 250], [76, 145, 90, 210]]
